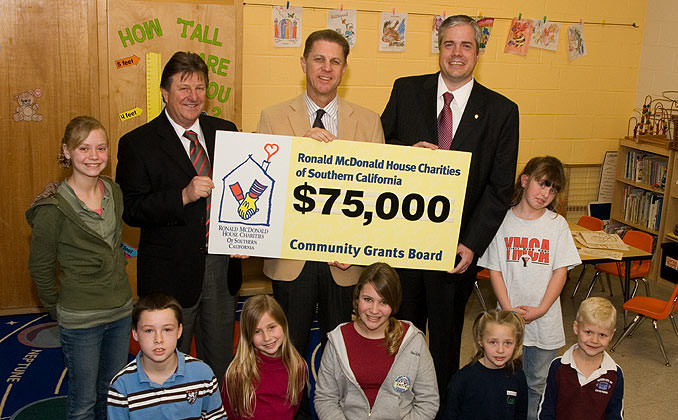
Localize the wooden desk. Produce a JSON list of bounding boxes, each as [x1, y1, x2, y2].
[[569, 222, 653, 301]]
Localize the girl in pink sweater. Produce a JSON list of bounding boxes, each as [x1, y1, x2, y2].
[[223, 295, 307, 419]]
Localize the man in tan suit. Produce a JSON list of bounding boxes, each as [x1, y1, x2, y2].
[[257, 29, 384, 356]]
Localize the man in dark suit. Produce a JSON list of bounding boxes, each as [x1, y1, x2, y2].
[[116, 52, 240, 379], [381, 15, 519, 403]]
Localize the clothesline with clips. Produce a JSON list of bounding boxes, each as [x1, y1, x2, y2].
[[243, 2, 639, 28]]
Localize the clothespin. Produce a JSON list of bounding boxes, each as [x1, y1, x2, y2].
[[340, 4, 343, 11], [543, 16, 547, 23], [443, 11, 446, 19], [478, 10, 482, 19], [518, 12, 522, 20], [579, 18, 583, 26], [392, 8, 395, 16], [602, 19, 606, 26], [286, 1, 289, 9]]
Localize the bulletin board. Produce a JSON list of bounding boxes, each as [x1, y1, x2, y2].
[[106, 0, 238, 156]]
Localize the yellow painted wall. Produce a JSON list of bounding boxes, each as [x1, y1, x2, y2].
[[241, 0, 647, 166], [635, 0, 678, 109]]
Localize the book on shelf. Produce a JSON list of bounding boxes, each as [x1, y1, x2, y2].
[[622, 186, 663, 231], [624, 150, 668, 189]]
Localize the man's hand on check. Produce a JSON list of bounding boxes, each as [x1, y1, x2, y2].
[[328, 261, 351, 270], [448, 243, 474, 274], [412, 141, 438, 150], [304, 127, 336, 143]]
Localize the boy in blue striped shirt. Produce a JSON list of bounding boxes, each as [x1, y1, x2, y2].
[[107, 292, 226, 419]]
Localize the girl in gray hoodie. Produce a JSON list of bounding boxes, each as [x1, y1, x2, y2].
[[314, 263, 439, 419]]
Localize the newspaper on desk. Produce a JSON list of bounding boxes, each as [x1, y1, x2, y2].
[[572, 231, 628, 260], [577, 247, 623, 260]]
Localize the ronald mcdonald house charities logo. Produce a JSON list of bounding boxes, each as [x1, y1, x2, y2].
[[218, 143, 279, 226]]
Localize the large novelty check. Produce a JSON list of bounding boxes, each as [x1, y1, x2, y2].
[[208, 132, 471, 271]]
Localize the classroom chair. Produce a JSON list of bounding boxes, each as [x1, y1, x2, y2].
[[583, 230, 653, 299], [475, 268, 490, 312], [570, 216, 605, 298], [611, 281, 678, 366], [577, 215, 605, 231]]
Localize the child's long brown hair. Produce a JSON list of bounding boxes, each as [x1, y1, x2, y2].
[[510, 155, 566, 213], [352, 262, 404, 355], [471, 310, 525, 374], [225, 295, 307, 418]]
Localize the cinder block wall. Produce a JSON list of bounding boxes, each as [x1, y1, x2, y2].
[[241, 0, 647, 166], [635, 0, 678, 110]]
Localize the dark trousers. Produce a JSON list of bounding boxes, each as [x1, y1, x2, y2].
[[178, 254, 236, 380], [272, 261, 354, 357], [395, 267, 476, 406]]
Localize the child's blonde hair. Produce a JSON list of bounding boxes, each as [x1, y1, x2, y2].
[[511, 156, 566, 212], [58, 116, 108, 168], [225, 295, 307, 418], [471, 310, 525, 373], [576, 297, 617, 331], [352, 262, 404, 356]]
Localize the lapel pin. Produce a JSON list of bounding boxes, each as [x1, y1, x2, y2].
[[474, 114, 479, 119]]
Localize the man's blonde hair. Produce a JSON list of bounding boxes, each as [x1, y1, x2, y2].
[[576, 297, 617, 331]]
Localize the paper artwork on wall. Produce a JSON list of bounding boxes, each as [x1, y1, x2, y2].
[[13, 89, 43, 122], [432, 15, 444, 53], [504, 18, 532, 56], [379, 12, 407, 52], [273, 5, 302, 47], [567, 23, 587, 61], [477, 17, 494, 53], [327, 9, 357, 48], [530, 20, 560, 51]]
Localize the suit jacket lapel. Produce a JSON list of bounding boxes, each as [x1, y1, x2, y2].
[[423, 74, 439, 144], [156, 111, 197, 178], [200, 114, 216, 161], [452, 81, 487, 150], [337, 97, 356, 140], [288, 95, 311, 136]]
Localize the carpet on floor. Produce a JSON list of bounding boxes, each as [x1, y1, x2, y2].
[[0, 299, 322, 420]]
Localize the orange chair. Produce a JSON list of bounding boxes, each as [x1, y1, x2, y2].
[[475, 268, 490, 312], [611, 282, 678, 366], [583, 230, 653, 299], [577, 215, 604, 231], [570, 216, 605, 298]]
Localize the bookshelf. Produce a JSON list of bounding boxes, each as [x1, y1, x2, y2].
[[612, 139, 670, 235], [662, 152, 678, 244], [611, 138, 677, 280]]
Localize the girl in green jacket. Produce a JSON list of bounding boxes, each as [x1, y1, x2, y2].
[[26, 116, 133, 420]]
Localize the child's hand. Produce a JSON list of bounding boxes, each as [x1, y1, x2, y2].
[[517, 305, 544, 324], [511, 307, 528, 320], [499, 306, 528, 321]]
